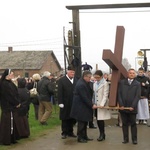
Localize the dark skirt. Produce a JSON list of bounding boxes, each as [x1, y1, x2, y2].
[[14, 112, 30, 138], [0, 111, 18, 145]]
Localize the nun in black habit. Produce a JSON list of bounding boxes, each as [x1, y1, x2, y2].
[[0, 69, 20, 145], [16, 78, 30, 138]]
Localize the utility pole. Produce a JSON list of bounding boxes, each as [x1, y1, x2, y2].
[[72, 9, 81, 78], [140, 49, 150, 71], [68, 30, 73, 65]]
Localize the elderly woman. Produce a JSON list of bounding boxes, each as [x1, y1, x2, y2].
[[30, 73, 41, 120], [0, 69, 20, 145]]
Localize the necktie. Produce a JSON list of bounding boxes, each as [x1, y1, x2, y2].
[[128, 79, 132, 85]]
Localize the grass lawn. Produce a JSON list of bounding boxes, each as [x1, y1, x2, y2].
[[0, 104, 61, 150]]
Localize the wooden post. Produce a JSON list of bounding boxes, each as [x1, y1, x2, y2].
[[72, 9, 82, 78]]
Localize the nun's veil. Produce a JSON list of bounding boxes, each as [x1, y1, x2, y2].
[[0, 69, 11, 82]]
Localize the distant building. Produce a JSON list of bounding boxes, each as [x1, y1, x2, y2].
[[0, 47, 62, 78]]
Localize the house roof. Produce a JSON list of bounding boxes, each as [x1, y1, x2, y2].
[[0, 50, 61, 70]]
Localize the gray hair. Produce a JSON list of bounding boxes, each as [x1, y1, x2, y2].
[[43, 71, 51, 77]]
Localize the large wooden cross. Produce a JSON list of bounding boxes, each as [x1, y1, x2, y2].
[[102, 26, 128, 106]]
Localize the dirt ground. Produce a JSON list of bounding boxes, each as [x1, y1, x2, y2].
[[9, 112, 150, 150]]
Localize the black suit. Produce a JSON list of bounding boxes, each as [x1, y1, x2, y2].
[[70, 78, 93, 140], [118, 78, 141, 142], [88, 81, 95, 127], [58, 75, 78, 136]]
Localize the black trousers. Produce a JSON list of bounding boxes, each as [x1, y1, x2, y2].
[[61, 118, 75, 136], [88, 110, 95, 127], [77, 120, 88, 139], [120, 112, 137, 141], [95, 109, 105, 134], [97, 120, 105, 134]]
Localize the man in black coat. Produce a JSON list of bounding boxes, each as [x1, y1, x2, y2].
[[70, 71, 94, 143], [57, 66, 78, 139], [118, 68, 141, 145], [88, 77, 96, 129], [37, 71, 54, 125]]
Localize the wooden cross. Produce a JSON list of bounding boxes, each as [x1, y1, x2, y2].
[[102, 26, 128, 106]]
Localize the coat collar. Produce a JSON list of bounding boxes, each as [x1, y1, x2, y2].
[[94, 78, 106, 90], [125, 78, 137, 86]]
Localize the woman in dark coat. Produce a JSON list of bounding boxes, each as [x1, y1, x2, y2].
[[16, 78, 30, 138], [30, 73, 41, 120], [0, 69, 20, 145]]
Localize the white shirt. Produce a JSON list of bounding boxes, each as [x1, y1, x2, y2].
[[66, 75, 74, 84]]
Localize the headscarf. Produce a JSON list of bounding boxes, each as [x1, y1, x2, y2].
[[0, 68, 11, 82], [17, 78, 26, 88]]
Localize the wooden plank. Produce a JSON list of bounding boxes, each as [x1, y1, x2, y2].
[[97, 106, 131, 110], [66, 3, 150, 10]]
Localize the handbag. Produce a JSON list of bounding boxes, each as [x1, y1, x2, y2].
[[30, 88, 38, 97], [30, 82, 39, 105], [30, 82, 38, 98]]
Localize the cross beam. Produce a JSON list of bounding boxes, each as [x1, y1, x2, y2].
[[66, 3, 150, 10], [103, 50, 127, 77], [102, 26, 127, 106]]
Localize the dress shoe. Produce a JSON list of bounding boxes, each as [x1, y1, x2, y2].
[[97, 134, 105, 141], [132, 140, 137, 145], [122, 140, 129, 144], [68, 133, 77, 138], [12, 141, 18, 144], [85, 137, 93, 141], [61, 134, 67, 139], [89, 125, 97, 129], [78, 138, 87, 143]]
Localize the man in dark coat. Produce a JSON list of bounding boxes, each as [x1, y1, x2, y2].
[[88, 77, 96, 129], [118, 68, 141, 145], [70, 71, 94, 143], [57, 66, 78, 139], [37, 71, 54, 125]]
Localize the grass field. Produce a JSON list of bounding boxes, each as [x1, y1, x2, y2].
[[0, 104, 61, 150]]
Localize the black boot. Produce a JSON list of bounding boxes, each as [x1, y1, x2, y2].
[[97, 120, 105, 141], [97, 133, 105, 141]]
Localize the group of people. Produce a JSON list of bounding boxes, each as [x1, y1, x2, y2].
[[57, 66, 150, 145], [26, 71, 56, 125], [0, 69, 55, 145], [57, 67, 111, 143], [0, 66, 149, 146]]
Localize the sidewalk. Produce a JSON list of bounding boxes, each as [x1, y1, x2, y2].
[[10, 112, 150, 150]]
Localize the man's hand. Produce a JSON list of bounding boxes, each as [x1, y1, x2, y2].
[[129, 107, 134, 111], [119, 106, 124, 110], [92, 104, 97, 109]]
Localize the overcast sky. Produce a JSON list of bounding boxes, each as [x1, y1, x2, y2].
[[0, 0, 150, 72]]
